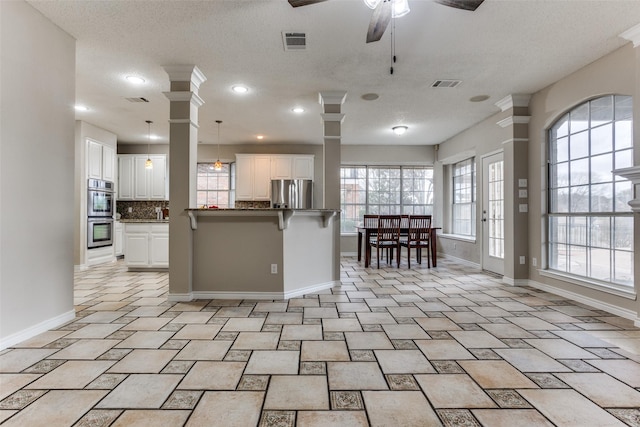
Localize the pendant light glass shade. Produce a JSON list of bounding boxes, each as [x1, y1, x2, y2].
[[145, 120, 153, 169], [214, 120, 222, 171]]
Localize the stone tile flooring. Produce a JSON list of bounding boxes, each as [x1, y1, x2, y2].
[[1, 256, 640, 426]]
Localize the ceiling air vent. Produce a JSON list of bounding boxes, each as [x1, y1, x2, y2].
[[431, 79, 462, 88], [282, 32, 306, 51], [125, 97, 149, 103]]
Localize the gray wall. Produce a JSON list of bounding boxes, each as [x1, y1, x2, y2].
[[527, 44, 638, 314], [1, 1, 76, 348], [437, 43, 639, 317]]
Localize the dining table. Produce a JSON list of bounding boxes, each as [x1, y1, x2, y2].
[[357, 224, 440, 268]]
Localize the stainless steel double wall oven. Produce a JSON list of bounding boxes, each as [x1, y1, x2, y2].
[[87, 179, 114, 248]]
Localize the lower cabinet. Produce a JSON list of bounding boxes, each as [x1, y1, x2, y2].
[[124, 223, 168, 268], [115, 221, 124, 256]]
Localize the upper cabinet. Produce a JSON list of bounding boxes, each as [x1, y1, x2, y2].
[[118, 154, 168, 200], [87, 139, 115, 182], [236, 154, 271, 201], [236, 154, 314, 201]]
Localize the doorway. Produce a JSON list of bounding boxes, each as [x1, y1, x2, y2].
[[482, 152, 504, 275]]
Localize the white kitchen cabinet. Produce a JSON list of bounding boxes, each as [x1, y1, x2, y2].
[[102, 145, 116, 182], [124, 223, 168, 269], [114, 221, 124, 256], [271, 156, 293, 179], [292, 155, 314, 179], [118, 156, 134, 199], [235, 154, 271, 201], [118, 155, 167, 200], [87, 139, 116, 181], [253, 156, 271, 200]]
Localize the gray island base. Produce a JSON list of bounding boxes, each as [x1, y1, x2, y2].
[[173, 208, 340, 301]]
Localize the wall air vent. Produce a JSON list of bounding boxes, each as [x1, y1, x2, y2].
[[125, 97, 150, 103], [431, 80, 462, 88], [282, 32, 306, 51]]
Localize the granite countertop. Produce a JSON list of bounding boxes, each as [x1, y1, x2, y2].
[[186, 208, 340, 212], [118, 219, 169, 223]]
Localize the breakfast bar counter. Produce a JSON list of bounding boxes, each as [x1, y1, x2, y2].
[[174, 208, 340, 301]]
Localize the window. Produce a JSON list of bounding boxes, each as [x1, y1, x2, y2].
[[197, 163, 235, 208], [548, 95, 633, 287], [452, 158, 476, 237], [340, 166, 434, 233]]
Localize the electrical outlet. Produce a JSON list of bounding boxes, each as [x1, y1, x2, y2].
[[532, 257, 537, 267], [127, 207, 132, 213], [271, 264, 277, 274], [155, 207, 161, 213], [453, 243, 457, 250], [519, 256, 526, 265]]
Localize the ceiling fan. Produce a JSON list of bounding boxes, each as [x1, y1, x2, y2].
[[288, 0, 484, 43]]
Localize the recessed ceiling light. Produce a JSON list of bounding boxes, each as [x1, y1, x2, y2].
[[470, 95, 490, 102], [232, 85, 249, 94], [256, 135, 264, 140], [392, 126, 408, 136], [150, 135, 160, 140], [74, 105, 89, 111], [361, 93, 379, 101], [292, 107, 305, 114], [126, 76, 145, 84]]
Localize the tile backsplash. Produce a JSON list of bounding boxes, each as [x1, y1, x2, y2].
[[234, 201, 271, 209], [117, 200, 169, 220]]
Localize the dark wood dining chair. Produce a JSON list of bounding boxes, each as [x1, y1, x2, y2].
[[369, 215, 401, 268], [400, 215, 432, 268]]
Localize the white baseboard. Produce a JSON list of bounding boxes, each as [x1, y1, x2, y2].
[[0, 309, 76, 351], [284, 280, 338, 299], [502, 277, 529, 286], [527, 279, 638, 322], [340, 252, 358, 257], [438, 253, 481, 269], [169, 280, 339, 302]]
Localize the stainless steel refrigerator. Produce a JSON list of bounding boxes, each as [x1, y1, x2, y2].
[[271, 179, 313, 209]]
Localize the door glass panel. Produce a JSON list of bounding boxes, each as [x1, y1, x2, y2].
[[488, 160, 504, 259]]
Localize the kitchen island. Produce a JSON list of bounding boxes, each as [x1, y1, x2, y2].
[[171, 208, 340, 301], [120, 219, 169, 270]]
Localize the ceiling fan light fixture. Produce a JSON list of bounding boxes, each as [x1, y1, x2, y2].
[[363, 0, 409, 18], [392, 125, 408, 136], [392, 0, 410, 18], [363, 0, 380, 9]]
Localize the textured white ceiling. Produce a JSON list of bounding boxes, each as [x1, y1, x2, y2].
[[28, 0, 640, 146]]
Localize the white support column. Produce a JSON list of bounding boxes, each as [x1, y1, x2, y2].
[[319, 91, 346, 280], [163, 65, 206, 301]]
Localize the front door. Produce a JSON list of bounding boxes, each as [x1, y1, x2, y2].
[[482, 152, 504, 275]]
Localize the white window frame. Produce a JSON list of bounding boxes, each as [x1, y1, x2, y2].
[[547, 95, 633, 290], [340, 165, 434, 234], [451, 158, 476, 237]]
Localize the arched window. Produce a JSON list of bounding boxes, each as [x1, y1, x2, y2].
[[547, 95, 633, 287]]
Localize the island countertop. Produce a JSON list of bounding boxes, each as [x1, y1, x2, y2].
[[184, 208, 339, 230]]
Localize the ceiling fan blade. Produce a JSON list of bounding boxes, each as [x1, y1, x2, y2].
[[435, 0, 484, 11], [288, 0, 328, 7], [366, 0, 393, 43]]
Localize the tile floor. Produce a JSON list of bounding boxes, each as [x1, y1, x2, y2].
[[1, 256, 640, 426]]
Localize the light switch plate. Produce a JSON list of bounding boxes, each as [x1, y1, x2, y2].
[[519, 189, 528, 198], [518, 179, 528, 188], [519, 203, 528, 213]]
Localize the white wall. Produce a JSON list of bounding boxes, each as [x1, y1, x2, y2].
[[0, 1, 76, 349]]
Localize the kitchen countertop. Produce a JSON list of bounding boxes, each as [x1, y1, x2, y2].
[[118, 219, 169, 223], [185, 208, 339, 230]]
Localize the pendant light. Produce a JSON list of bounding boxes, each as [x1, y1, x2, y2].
[[145, 120, 153, 169], [214, 120, 223, 171]]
